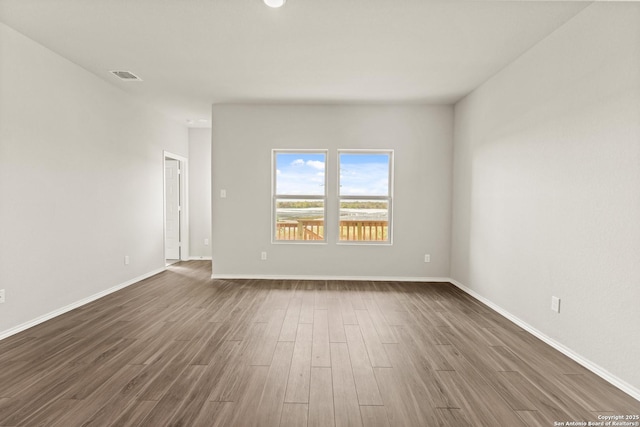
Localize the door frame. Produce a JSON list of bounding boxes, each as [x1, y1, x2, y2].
[[163, 151, 189, 263]]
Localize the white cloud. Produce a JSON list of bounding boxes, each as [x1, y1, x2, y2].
[[276, 153, 327, 195], [306, 160, 325, 170], [339, 163, 389, 196], [276, 169, 325, 195]]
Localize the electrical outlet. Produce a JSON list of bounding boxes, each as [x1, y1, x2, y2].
[[124, 255, 130, 265], [424, 254, 431, 263], [204, 238, 209, 246], [220, 189, 227, 198], [261, 251, 267, 261], [551, 296, 561, 313], [0, 289, 5, 304]]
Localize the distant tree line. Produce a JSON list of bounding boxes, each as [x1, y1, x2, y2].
[[340, 201, 387, 209], [277, 201, 387, 209], [277, 201, 323, 209]]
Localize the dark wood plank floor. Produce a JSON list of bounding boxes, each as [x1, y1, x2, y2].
[[0, 261, 638, 426]]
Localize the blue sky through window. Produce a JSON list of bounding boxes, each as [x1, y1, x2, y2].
[[339, 153, 390, 196], [275, 151, 390, 196], [275, 152, 326, 195]]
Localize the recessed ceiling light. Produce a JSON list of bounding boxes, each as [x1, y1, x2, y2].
[[264, 0, 286, 8]]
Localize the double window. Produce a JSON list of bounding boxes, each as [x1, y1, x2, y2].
[[272, 149, 393, 244]]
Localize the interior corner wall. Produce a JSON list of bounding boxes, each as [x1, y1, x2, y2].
[[451, 3, 640, 392], [0, 23, 188, 335], [188, 127, 212, 259], [211, 104, 453, 279]]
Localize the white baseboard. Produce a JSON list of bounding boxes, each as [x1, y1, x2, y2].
[[0, 267, 166, 341], [211, 273, 451, 282], [448, 278, 640, 402], [188, 256, 212, 261]]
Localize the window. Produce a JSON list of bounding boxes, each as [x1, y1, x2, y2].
[[273, 150, 327, 242], [338, 150, 393, 243]]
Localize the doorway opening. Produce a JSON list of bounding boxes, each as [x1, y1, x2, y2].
[[164, 151, 188, 266]]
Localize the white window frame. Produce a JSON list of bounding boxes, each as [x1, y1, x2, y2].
[[337, 149, 393, 245], [272, 149, 328, 244]]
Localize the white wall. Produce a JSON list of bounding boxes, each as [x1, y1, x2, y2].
[[212, 104, 453, 279], [0, 23, 188, 335], [451, 3, 640, 394], [188, 128, 212, 259]]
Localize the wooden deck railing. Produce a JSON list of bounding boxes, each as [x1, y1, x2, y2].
[[339, 219, 387, 241], [276, 219, 324, 240], [276, 219, 388, 241]]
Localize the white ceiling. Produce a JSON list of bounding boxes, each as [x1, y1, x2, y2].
[[0, 0, 589, 127]]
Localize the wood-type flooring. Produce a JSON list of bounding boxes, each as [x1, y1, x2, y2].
[[0, 261, 638, 426]]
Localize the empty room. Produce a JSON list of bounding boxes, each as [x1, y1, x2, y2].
[[0, 0, 639, 426]]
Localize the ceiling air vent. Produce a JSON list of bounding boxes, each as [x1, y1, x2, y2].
[[110, 70, 142, 81]]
